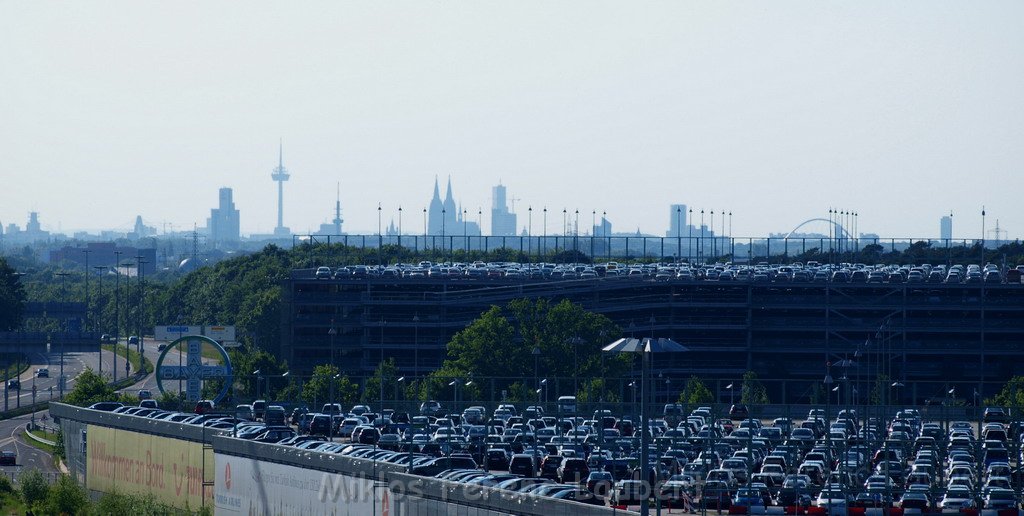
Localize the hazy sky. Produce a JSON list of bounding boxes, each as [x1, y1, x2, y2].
[[2, 2, 1022, 240]]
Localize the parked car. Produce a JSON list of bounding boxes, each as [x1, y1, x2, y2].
[[264, 405, 286, 426], [0, 451, 16, 466], [252, 400, 267, 420], [419, 400, 442, 416], [729, 404, 749, 420], [88, 402, 124, 411], [194, 400, 215, 414], [235, 404, 254, 421]]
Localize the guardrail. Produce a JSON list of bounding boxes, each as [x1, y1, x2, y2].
[[23, 423, 56, 447]]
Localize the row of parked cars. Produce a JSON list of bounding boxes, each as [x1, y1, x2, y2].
[[86, 395, 1024, 510], [310, 260, 1024, 284]]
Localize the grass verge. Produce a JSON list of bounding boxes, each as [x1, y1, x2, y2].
[[101, 344, 153, 376], [21, 428, 56, 454], [0, 353, 30, 381]]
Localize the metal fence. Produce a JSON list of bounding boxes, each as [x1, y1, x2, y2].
[[292, 233, 1014, 263]]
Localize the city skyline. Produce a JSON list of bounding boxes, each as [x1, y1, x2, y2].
[[2, 2, 1022, 239]]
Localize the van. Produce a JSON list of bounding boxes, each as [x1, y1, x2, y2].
[[265, 405, 286, 426], [252, 399, 267, 420], [663, 404, 684, 427], [321, 403, 343, 415], [557, 396, 577, 414], [509, 454, 540, 477]]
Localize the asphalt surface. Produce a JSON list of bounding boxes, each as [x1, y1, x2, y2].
[[0, 339, 189, 478], [0, 411, 59, 478]]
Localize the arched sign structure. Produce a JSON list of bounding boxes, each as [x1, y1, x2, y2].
[[155, 335, 233, 403]]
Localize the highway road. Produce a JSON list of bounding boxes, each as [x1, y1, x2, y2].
[[0, 411, 60, 478], [0, 338, 192, 479]]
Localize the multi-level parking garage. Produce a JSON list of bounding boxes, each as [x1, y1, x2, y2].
[[281, 264, 1024, 403]]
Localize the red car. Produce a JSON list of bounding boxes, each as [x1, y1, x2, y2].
[[0, 451, 16, 466], [194, 400, 215, 414]]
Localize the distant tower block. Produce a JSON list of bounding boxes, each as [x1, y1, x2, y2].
[[271, 141, 291, 236]]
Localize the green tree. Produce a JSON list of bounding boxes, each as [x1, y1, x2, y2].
[[577, 378, 620, 404], [0, 257, 26, 331], [361, 358, 399, 404], [869, 374, 891, 405], [740, 370, 770, 405], [435, 298, 625, 400], [301, 364, 358, 408], [19, 468, 49, 511], [678, 376, 714, 406], [47, 473, 90, 515], [987, 376, 1024, 409], [64, 368, 115, 406], [225, 345, 288, 400]]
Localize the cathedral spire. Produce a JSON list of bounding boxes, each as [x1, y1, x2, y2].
[[432, 176, 441, 201]]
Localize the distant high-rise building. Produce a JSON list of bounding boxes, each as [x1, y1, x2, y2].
[[940, 214, 952, 241], [490, 183, 517, 236], [271, 141, 291, 237], [209, 187, 240, 244], [128, 215, 156, 240], [317, 184, 345, 234], [667, 204, 687, 237], [593, 216, 612, 237], [26, 212, 41, 234]]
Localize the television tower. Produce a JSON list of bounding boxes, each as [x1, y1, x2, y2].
[[332, 182, 344, 234], [271, 140, 290, 236]]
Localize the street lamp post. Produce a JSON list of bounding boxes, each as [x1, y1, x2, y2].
[[136, 258, 148, 372], [532, 346, 540, 395], [676, 207, 681, 263], [398, 206, 402, 249], [710, 210, 715, 259], [542, 207, 547, 257], [82, 249, 91, 332], [825, 363, 834, 472], [567, 336, 584, 395], [56, 271, 70, 397], [540, 378, 547, 409], [120, 260, 134, 379], [413, 314, 420, 381], [253, 369, 262, 401], [113, 251, 121, 383], [603, 336, 689, 516], [699, 210, 705, 263], [329, 320, 337, 372], [528, 206, 533, 259], [688, 208, 693, 264], [93, 265, 106, 376], [329, 373, 340, 441]]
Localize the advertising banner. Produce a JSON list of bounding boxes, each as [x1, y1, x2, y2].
[[86, 425, 213, 510], [154, 325, 204, 342], [203, 325, 236, 345], [214, 454, 385, 515]]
